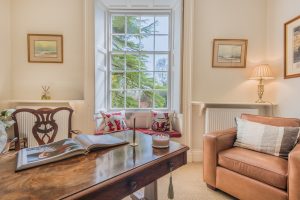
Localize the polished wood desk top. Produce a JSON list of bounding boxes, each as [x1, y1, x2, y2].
[[0, 131, 189, 200]]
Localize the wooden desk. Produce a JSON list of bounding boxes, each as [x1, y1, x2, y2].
[[0, 131, 189, 200]]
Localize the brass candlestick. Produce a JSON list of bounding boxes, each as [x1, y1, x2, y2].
[[132, 146, 136, 165], [130, 118, 138, 147]]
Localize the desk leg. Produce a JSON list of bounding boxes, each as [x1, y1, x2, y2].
[[130, 180, 158, 200]]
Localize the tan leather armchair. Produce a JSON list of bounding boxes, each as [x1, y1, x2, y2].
[[203, 114, 300, 200]]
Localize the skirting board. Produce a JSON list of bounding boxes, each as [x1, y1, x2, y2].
[[187, 149, 203, 162]]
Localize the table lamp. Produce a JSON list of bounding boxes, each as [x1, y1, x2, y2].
[[249, 64, 274, 103]]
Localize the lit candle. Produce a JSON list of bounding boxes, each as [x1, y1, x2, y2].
[[152, 134, 170, 148]]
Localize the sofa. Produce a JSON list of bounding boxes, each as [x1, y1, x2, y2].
[[203, 114, 300, 200]]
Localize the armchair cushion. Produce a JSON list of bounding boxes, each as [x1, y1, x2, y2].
[[234, 117, 300, 159], [219, 147, 288, 190]]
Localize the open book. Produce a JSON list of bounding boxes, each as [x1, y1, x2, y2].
[[16, 134, 128, 171]]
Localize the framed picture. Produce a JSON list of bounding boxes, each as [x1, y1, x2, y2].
[[212, 39, 248, 68], [27, 34, 63, 63], [284, 15, 300, 79]]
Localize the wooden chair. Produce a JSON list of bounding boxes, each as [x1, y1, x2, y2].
[[12, 107, 79, 151]]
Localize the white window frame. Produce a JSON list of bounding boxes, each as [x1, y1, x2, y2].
[[107, 10, 173, 112]]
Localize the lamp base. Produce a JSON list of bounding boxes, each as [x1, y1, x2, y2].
[[255, 99, 266, 103], [256, 79, 265, 104]]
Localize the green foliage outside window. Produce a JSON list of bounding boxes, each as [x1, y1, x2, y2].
[[111, 15, 168, 109]]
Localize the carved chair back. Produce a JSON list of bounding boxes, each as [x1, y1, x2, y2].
[[12, 107, 73, 150]]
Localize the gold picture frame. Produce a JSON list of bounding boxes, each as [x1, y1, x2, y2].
[[212, 39, 248, 68], [27, 34, 63, 63], [284, 15, 300, 79]]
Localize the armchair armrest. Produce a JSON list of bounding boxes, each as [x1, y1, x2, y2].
[[203, 128, 237, 188], [288, 143, 300, 200]]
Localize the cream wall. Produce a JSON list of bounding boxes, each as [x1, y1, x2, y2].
[[192, 0, 270, 102], [191, 0, 270, 159], [0, 0, 91, 133], [190, 0, 300, 161], [0, 0, 12, 100], [266, 0, 300, 118], [11, 0, 84, 100]]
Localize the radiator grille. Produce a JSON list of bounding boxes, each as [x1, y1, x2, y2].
[[205, 108, 258, 133]]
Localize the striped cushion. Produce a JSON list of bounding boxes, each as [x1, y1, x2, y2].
[[234, 117, 300, 159]]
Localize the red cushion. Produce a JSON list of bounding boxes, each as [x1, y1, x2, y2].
[[100, 111, 127, 133], [95, 128, 181, 138], [151, 110, 172, 131]]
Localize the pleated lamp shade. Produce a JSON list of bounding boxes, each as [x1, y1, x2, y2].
[[250, 64, 274, 80]]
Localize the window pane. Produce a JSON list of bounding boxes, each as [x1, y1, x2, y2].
[[155, 54, 168, 71], [126, 54, 139, 71], [112, 91, 125, 108], [140, 72, 153, 89], [112, 72, 125, 89], [140, 90, 153, 108], [127, 16, 140, 34], [141, 16, 154, 34], [140, 54, 154, 71], [154, 91, 167, 108], [155, 35, 168, 51], [126, 72, 139, 89], [127, 35, 140, 51], [109, 14, 171, 110], [112, 35, 125, 51], [112, 16, 125, 34], [126, 91, 139, 108], [141, 35, 154, 51], [154, 72, 168, 89], [155, 16, 169, 34], [112, 54, 125, 70]]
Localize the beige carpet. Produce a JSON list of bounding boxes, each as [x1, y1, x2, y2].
[[124, 163, 235, 200]]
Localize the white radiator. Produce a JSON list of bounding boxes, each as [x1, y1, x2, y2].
[[15, 106, 70, 148], [205, 108, 259, 133]]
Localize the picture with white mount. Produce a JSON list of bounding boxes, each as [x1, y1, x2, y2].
[[217, 44, 242, 63], [34, 40, 58, 58], [294, 26, 300, 64]]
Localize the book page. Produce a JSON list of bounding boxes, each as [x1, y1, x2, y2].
[[74, 134, 128, 151], [74, 134, 94, 149], [17, 139, 86, 171]]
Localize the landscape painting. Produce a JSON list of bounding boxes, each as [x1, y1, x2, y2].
[[284, 15, 300, 78], [212, 39, 247, 68], [34, 40, 58, 58], [217, 44, 242, 63], [28, 34, 63, 63]]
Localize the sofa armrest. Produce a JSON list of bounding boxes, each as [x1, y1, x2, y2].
[[203, 128, 237, 187], [288, 143, 300, 200]]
